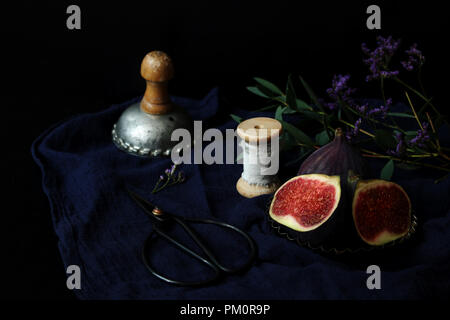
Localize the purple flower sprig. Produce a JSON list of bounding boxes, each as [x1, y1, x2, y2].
[[359, 98, 392, 119], [388, 132, 407, 157], [345, 118, 362, 141], [401, 44, 425, 72], [362, 36, 401, 82], [152, 164, 186, 194], [408, 122, 431, 148], [324, 74, 357, 110]]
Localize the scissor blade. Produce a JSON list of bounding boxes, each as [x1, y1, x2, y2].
[[127, 188, 156, 215]]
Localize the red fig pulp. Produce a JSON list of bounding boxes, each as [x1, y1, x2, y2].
[[269, 174, 341, 232], [352, 179, 411, 246]]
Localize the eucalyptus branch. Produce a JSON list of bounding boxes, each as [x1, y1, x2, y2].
[[240, 36, 449, 180]]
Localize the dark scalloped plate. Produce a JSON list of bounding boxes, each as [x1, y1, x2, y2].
[[266, 201, 418, 255]]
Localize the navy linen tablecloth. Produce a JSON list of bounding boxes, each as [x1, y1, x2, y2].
[[32, 88, 450, 299]]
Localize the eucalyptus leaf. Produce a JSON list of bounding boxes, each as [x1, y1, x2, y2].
[[285, 74, 297, 111], [374, 129, 397, 150], [296, 109, 323, 122], [275, 106, 286, 121], [280, 131, 299, 151], [404, 130, 418, 136], [380, 159, 394, 180], [284, 147, 313, 166], [315, 130, 330, 146], [386, 112, 415, 119], [230, 114, 242, 123], [246, 86, 270, 98], [296, 98, 313, 111], [255, 104, 278, 111], [283, 108, 298, 114], [299, 75, 325, 112], [280, 120, 314, 146], [254, 77, 284, 95]]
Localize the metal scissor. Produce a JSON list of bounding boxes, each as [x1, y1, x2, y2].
[[127, 189, 257, 287]]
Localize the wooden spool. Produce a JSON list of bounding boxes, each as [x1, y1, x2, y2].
[[236, 117, 282, 198]]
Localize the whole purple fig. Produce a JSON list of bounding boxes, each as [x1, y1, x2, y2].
[[298, 128, 369, 183]]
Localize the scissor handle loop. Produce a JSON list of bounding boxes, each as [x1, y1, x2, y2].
[[141, 216, 256, 286]]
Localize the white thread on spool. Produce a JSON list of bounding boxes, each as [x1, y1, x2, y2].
[[236, 117, 282, 198], [242, 139, 276, 185]]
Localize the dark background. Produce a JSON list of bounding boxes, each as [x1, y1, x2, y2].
[[2, 1, 448, 299]]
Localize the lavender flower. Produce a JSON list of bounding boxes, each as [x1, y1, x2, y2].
[[323, 74, 357, 110], [401, 43, 425, 71], [368, 98, 392, 119], [326, 74, 357, 105], [324, 102, 338, 110], [409, 123, 430, 148], [356, 103, 369, 116], [153, 164, 186, 194], [362, 36, 400, 82], [345, 118, 362, 141], [388, 132, 407, 157]]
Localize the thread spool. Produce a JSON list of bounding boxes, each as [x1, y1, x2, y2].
[[236, 117, 282, 198]]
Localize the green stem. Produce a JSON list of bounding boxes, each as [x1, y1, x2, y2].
[[339, 119, 375, 138], [418, 66, 427, 97], [380, 77, 386, 105], [381, 77, 400, 128], [361, 152, 450, 172], [404, 91, 423, 130], [343, 104, 406, 134], [394, 77, 443, 119]]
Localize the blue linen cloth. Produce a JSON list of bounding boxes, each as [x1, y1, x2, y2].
[[32, 88, 450, 299]]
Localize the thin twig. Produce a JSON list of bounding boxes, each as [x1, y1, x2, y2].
[[339, 119, 375, 138], [405, 91, 423, 130], [426, 111, 441, 150]]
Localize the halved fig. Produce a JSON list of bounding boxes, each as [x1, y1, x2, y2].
[[352, 179, 411, 246], [269, 174, 341, 233]]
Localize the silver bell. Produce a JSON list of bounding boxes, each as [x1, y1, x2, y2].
[[112, 51, 193, 157]]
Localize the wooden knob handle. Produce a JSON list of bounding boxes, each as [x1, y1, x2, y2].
[[140, 51, 174, 114]]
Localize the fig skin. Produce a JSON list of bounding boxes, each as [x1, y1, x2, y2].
[[298, 128, 369, 189], [352, 179, 412, 246], [297, 128, 369, 243]]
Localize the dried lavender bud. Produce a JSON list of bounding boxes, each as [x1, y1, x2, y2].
[[326, 74, 357, 106], [401, 43, 425, 72], [388, 132, 406, 157], [345, 118, 362, 141], [409, 122, 430, 148], [362, 36, 400, 82]]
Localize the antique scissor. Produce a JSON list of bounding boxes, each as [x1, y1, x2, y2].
[[127, 189, 257, 287]]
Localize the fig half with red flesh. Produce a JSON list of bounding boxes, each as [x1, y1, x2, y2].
[[269, 174, 341, 233], [352, 179, 411, 246]]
